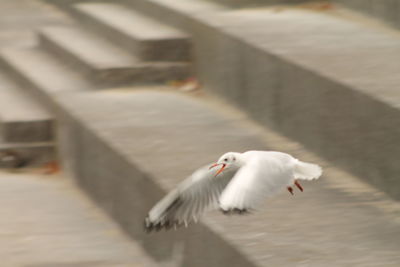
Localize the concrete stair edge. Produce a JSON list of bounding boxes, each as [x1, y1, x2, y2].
[[38, 26, 192, 86], [0, 73, 54, 143], [55, 89, 400, 267], [71, 2, 191, 62], [0, 47, 92, 110]]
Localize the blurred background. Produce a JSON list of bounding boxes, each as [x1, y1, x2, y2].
[[0, 0, 399, 266]]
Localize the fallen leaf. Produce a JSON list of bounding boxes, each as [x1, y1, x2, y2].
[[43, 160, 60, 175]]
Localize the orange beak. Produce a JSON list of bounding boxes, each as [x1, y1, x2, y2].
[[209, 163, 226, 176]]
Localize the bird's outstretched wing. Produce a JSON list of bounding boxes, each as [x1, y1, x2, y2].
[[219, 156, 294, 212], [145, 164, 237, 232]]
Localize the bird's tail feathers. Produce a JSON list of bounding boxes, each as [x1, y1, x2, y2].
[[294, 160, 322, 180]]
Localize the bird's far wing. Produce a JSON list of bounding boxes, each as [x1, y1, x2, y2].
[[145, 164, 237, 232], [219, 156, 293, 212]]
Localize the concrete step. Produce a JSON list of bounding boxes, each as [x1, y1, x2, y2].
[[73, 2, 191, 62], [124, 0, 400, 200], [0, 72, 53, 143], [39, 26, 191, 86], [0, 141, 55, 168], [0, 171, 159, 266], [55, 88, 400, 267], [0, 47, 92, 108]]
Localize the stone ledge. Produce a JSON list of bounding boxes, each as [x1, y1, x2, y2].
[[119, 0, 400, 200], [55, 88, 400, 266]]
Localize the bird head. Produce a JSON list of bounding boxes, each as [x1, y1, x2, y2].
[[209, 152, 242, 176]]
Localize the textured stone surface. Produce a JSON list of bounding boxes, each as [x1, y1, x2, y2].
[[1, 1, 400, 265], [39, 26, 191, 86], [198, 8, 400, 199], [0, 142, 55, 168], [56, 88, 400, 267], [0, 0, 71, 49], [73, 2, 191, 61], [0, 170, 158, 266], [333, 0, 400, 29], [0, 72, 53, 143], [0, 47, 93, 109], [122, 0, 400, 200], [207, 0, 308, 8]]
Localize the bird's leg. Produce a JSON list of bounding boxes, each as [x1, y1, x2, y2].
[[294, 180, 304, 192], [287, 186, 294, 195]]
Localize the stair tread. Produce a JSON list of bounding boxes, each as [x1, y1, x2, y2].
[[0, 72, 51, 123], [40, 26, 138, 69], [0, 47, 92, 94], [75, 2, 188, 41]]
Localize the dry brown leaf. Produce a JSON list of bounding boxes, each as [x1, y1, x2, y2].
[[43, 160, 60, 175]]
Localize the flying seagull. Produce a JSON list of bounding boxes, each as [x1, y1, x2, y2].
[[144, 150, 322, 232]]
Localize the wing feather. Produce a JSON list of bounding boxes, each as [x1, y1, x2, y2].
[[145, 164, 237, 231]]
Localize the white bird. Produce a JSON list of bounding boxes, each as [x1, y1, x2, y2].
[[144, 150, 322, 232]]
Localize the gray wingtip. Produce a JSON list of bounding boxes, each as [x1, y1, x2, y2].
[[220, 208, 251, 215], [144, 216, 183, 233]]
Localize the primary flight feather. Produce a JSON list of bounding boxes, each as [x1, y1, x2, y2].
[[144, 150, 322, 232]]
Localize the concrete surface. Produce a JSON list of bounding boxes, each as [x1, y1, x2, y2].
[[206, 0, 308, 8], [120, 0, 400, 200], [73, 2, 191, 61], [0, 47, 93, 109], [55, 88, 400, 267], [0, 169, 158, 266], [195, 7, 400, 199], [0, 142, 55, 168], [0, 0, 192, 90], [0, 0, 71, 49], [0, 0, 62, 165], [0, 72, 53, 143], [1, 1, 399, 265], [39, 26, 191, 86], [333, 0, 400, 29]]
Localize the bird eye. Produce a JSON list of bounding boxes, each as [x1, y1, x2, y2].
[[233, 157, 236, 161], [224, 158, 228, 162]]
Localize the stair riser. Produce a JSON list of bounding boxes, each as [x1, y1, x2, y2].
[[1, 120, 53, 143], [0, 144, 55, 168], [94, 64, 191, 86], [71, 6, 190, 62]]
